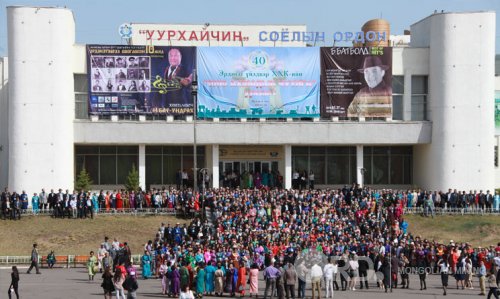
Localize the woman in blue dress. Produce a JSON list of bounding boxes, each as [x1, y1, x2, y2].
[[205, 262, 216, 296], [31, 193, 39, 215], [141, 251, 152, 279]]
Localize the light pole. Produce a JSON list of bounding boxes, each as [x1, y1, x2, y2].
[[191, 69, 198, 192]]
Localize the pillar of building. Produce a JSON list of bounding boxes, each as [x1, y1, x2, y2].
[[138, 144, 146, 191], [356, 145, 364, 187], [284, 145, 292, 189], [211, 145, 219, 188]]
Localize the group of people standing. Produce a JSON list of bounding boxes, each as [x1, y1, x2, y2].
[[134, 186, 500, 298]]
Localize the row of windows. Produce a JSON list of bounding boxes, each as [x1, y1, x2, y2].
[[74, 74, 428, 121], [291, 146, 413, 185], [75, 146, 205, 187]]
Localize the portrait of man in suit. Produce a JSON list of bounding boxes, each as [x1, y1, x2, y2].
[[155, 48, 193, 108]]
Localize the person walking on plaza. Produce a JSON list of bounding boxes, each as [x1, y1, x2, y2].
[[487, 270, 499, 299], [438, 255, 450, 296], [214, 263, 225, 297], [249, 263, 260, 298], [310, 261, 323, 299], [323, 258, 335, 298], [7, 266, 19, 299], [195, 263, 206, 298], [479, 260, 487, 295], [114, 268, 127, 299], [204, 261, 216, 296], [88, 251, 98, 281], [101, 266, 115, 299], [284, 262, 297, 299], [264, 261, 281, 299], [141, 251, 152, 279], [236, 261, 247, 297], [27, 243, 41, 274]]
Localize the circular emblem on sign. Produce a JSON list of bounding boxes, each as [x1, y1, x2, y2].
[[119, 23, 132, 39], [248, 50, 269, 69]]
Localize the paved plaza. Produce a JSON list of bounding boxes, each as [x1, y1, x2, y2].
[[0, 267, 490, 299]]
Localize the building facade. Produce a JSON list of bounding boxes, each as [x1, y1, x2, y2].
[[0, 6, 497, 193]]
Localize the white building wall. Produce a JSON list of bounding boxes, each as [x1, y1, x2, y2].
[[7, 6, 75, 193], [413, 12, 496, 191], [0, 58, 8, 189]]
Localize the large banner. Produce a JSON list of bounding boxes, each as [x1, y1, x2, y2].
[[320, 47, 392, 117], [197, 47, 320, 118], [87, 45, 195, 115], [496, 91, 500, 135]]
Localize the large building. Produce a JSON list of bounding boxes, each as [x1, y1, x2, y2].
[[0, 6, 498, 193]]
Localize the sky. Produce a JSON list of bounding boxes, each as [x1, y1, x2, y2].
[[0, 0, 499, 55]]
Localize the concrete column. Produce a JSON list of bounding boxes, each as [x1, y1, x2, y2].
[[403, 69, 412, 121], [212, 145, 219, 188], [138, 144, 146, 191], [284, 145, 292, 189], [356, 145, 364, 187]]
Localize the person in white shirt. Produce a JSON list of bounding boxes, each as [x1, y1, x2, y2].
[[323, 258, 337, 298], [69, 197, 77, 218], [349, 254, 359, 291], [310, 262, 323, 299]]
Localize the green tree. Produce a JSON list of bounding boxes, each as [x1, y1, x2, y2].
[[75, 167, 93, 191], [125, 164, 140, 192]]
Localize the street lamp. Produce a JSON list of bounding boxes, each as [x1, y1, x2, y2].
[[191, 70, 198, 192]]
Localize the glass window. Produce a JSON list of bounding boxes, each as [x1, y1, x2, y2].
[[327, 147, 352, 155], [75, 155, 99, 184], [327, 155, 350, 184], [146, 155, 162, 187], [146, 146, 162, 155], [292, 147, 308, 155], [75, 146, 99, 155], [309, 147, 325, 155], [411, 95, 427, 121], [100, 146, 117, 155], [363, 155, 372, 185], [392, 76, 404, 94], [372, 154, 389, 184], [75, 94, 88, 119], [163, 155, 181, 184], [117, 155, 138, 184], [390, 155, 404, 184], [74, 74, 88, 93], [411, 76, 428, 94], [392, 95, 403, 120], [309, 156, 325, 184], [117, 146, 138, 155], [411, 76, 428, 121], [163, 146, 182, 155], [99, 155, 116, 185], [292, 156, 308, 174]]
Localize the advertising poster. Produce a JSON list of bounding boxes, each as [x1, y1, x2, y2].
[[197, 47, 320, 118], [320, 47, 392, 117], [496, 91, 500, 135], [87, 45, 195, 115]]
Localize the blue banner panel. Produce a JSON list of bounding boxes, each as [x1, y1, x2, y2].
[[197, 47, 320, 118], [87, 45, 195, 115]]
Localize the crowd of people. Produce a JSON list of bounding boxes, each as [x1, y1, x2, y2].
[[84, 185, 500, 298], [1, 186, 499, 221]]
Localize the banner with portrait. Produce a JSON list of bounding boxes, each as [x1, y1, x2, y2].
[[496, 91, 500, 135], [197, 47, 320, 118], [320, 47, 392, 117], [86, 45, 195, 115]]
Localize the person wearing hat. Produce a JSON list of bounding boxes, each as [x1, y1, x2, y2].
[[348, 55, 392, 117], [27, 243, 41, 274]]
